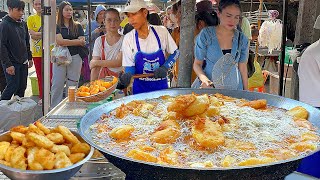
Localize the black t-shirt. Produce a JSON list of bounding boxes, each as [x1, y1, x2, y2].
[[56, 24, 84, 56]]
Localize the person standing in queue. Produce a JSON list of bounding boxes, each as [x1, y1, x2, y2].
[[118, 0, 179, 94]]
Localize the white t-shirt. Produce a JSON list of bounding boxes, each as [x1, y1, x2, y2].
[[92, 35, 124, 73], [122, 25, 178, 67], [298, 40, 320, 107]]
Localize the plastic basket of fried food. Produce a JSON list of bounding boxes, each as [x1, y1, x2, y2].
[[0, 121, 93, 180], [76, 76, 118, 102]]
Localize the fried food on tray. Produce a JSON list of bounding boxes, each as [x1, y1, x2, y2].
[[26, 132, 54, 149], [0, 123, 91, 171], [239, 99, 267, 109], [150, 120, 181, 144], [167, 94, 196, 113], [69, 153, 86, 164], [260, 149, 296, 160], [221, 155, 236, 167], [132, 103, 155, 118], [184, 94, 210, 117], [286, 106, 309, 120], [46, 133, 65, 144], [54, 152, 73, 169], [109, 125, 134, 140], [11, 146, 27, 170], [126, 149, 157, 163], [0, 142, 10, 160], [224, 139, 256, 151], [159, 146, 178, 165], [238, 157, 275, 166], [290, 142, 317, 152], [56, 125, 81, 145], [192, 117, 225, 149]]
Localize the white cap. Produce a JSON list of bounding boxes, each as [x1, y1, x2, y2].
[[122, 0, 148, 14], [314, 15, 320, 29]]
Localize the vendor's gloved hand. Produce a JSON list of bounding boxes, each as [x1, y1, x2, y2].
[[116, 72, 132, 90], [154, 66, 168, 79]]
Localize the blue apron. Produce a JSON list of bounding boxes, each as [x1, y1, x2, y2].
[[296, 148, 320, 178], [133, 27, 168, 94]]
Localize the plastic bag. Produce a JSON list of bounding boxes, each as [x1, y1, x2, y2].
[[51, 45, 72, 66], [0, 96, 37, 133], [248, 57, 264, 88]]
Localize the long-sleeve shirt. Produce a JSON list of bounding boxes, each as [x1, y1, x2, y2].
[[0, 15, 32, 68]]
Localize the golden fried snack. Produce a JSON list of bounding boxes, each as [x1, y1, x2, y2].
[[206, 105, 220, 117], [10, 146, 27, 170], [163, 112, 183, 121], [209, 96, 223, 106], [22, 136, 36, 148], [224, 139, 256, 151], [183, 94, 210, 117], [260, 149, 296, 160], [56, 126, 80, 145], [150, 120, 181, 144], [290, 142, 317, 152], [27, 147, 43, 170], [54, 152, 73, 169], [5, 144, 18, 162], [28, 124, 45, 136], [126, 149, 157, 163], [35, 121, 51, 135], [286, 106, 309, 120], [46, 133, 65, 144], [302, 132, 319, 142], [69, 153, 85, 164], [159, 146, 178, 165], [0, 142, 10, 160], [109, 125, 134, 140], [221, 155, 235, 167], [238, 157, 275, 166], [35, 148, 55, 170], [138, 145, 156, 152], [132, 103, 155, 118], [10, 125, 28, 134], [240, 99, 267, 109], [51, 145, 71, 156], [10, 132, 25, 143], [26, 132, 54, 149], [70, 143, 90, 155], [0, 160, 10, 167], [167, 94, 196, 113], [192, 117, 225, 149]]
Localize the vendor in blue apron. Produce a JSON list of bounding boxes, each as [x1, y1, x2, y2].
[[117, 0, 179, 94]]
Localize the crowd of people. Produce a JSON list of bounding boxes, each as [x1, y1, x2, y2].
[[0, 0, 254, 108]]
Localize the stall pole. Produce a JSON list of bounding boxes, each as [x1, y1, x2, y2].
[[278, 0, 288, 96], [177, 0, 195, 87], [87, 0, 92, 60]]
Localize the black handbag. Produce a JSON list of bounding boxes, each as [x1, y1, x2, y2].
[[247, 53, 255, 78]]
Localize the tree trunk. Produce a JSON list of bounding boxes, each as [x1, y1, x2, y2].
[[177, 0, 196, 88]]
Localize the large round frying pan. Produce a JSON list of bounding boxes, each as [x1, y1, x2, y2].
[[78, 89, 320, 180]]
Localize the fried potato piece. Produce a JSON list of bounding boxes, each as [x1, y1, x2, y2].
[[209, 96, 223, 106], [260, 149, 296, 160], [28, 124, 45, 136], [22, 137, 36, 148], [10, 125, 28, 134], [150, 120, 181, 144], [159, 146, 178, 165], [54, 152, 73, 169], [10, 132, 25, 143], [192, 117, 225, 149], [286, 106, 309, 120], [290, 142, 317, 152], [26, 132, 54, 149], [224, 139, 256, 151], [206, 105, 220, 117], [138, 145, 156, 152], [46, 133, 65, 144], [0, 142, 10, 160], [5, 144, 18, 162], [71, 143, 90, 155], [56, 126, 80, 145], [238, 157, 275, 166], [132, 103, 155, 118], [183, 94, 210, 117], [163, 112, 183, 121], [240, 99, 267, 109], [27, 147, 43, 170], [10, 146, 27, 170], [0, 160, 10, 167], [69, 153, 85, 164], [35, 148, 55, 170], [167, 94, 196, 113], [221, 155, 235, 167], [51, 145, 71, 156], [109, 125, 135, 140], [126, 149, 157, 163], [302, 132, 319, 142], [35, 121, 51, 135]]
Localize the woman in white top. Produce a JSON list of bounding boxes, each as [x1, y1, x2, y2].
[[90, 8, 123, 81]]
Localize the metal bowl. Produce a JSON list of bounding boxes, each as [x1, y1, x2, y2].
[[79, 88, 320, 180], [0, 131, 94, 180]]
